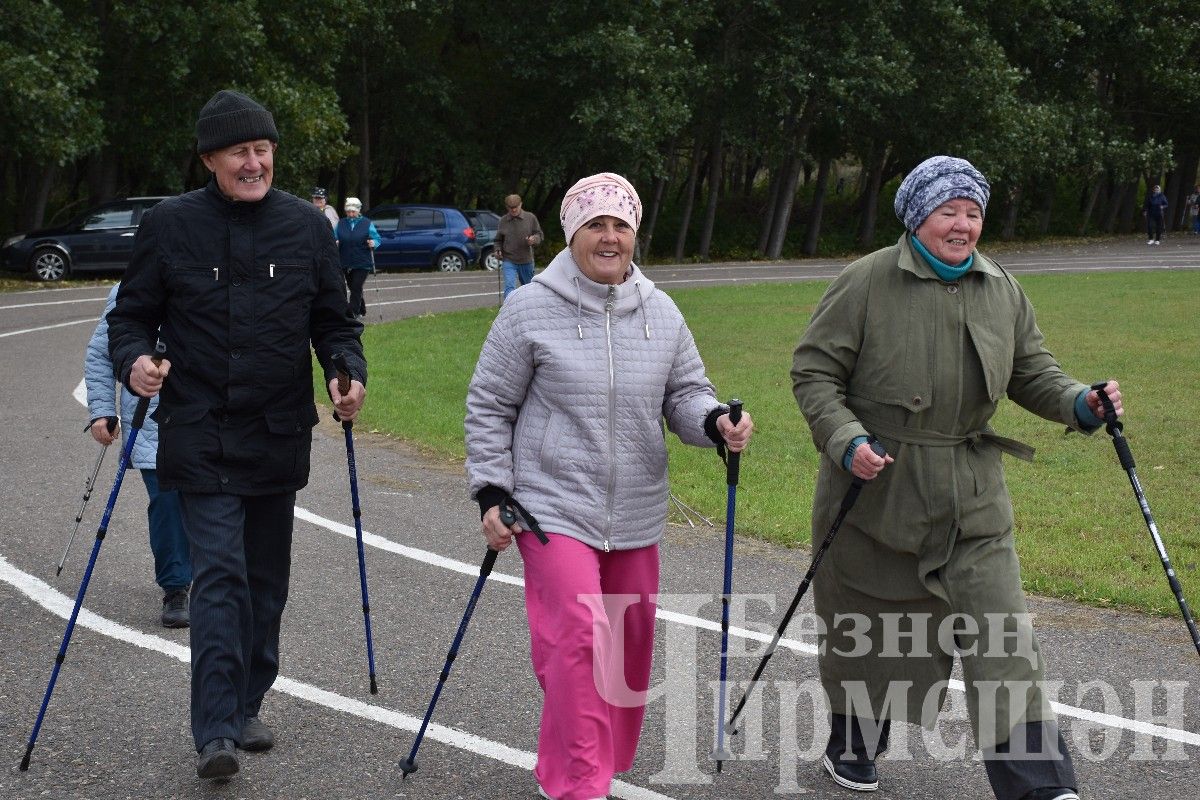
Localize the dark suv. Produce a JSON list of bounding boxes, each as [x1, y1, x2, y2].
[[2, 196, 167, 281], [463, 209, 502, 271], [366, 204, 479, 272]]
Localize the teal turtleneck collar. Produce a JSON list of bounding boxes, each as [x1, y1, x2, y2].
[[910, 233, 973, 281]]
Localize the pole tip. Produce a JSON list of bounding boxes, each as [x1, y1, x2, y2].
[[398, 758, 418, 777], [369, 675, 378, 695], [20, 745, 32, 771]]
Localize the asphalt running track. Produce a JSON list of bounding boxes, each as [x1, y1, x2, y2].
[[1, 237, 1198, 799]]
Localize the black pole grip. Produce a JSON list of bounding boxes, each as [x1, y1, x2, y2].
[[333, 353, 352, 395], [725, 399, 743, 486], [499, 505, 517, 527], [132, 342, 167, 429], [1090, 381, 1122, 433]]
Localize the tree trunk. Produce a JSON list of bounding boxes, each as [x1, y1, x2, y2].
[[766, 156, 804, 259], [673, 139, 704, 261], [1077, 174, 1104, 236], [855, 146, 886, 251], [802, 156, 832, 256], [1001, 185, 1022, 241], [697, 124, 724, 259], [640, 169, 669, 261], [1118, 175, 1140, 234], [756, 164, 784, 255], [1035, 184, 1055, 236], [32, 164, 57, 230]]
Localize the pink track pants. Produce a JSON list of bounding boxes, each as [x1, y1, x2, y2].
[[517, 532, 659, 800]]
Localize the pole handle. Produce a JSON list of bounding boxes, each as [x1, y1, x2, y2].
[[724, 399, 743, 486], [132, 341, 167, 429], [332, 353, 352, 424], [1090, 381, 1122, 432], [843, 439, 887, 509]]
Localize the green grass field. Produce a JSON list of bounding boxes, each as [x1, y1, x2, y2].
[[325, 270, 1200, 616]]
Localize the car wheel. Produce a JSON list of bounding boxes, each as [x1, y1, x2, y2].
[[483, 248, 501, 271], [32, 247, 69, 281], [437, 251, 466, 272]]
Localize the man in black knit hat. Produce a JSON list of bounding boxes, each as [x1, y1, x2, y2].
[[107, 89, 367, 781]]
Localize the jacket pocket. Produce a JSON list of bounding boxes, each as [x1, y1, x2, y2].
[[538, 410, 563, 476], [965, 319, 1014, 402]]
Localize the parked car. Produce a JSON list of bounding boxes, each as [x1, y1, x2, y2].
[[365, 204, 478, 272], [2, 196, 167, 281], [463, 209, 502, 271]]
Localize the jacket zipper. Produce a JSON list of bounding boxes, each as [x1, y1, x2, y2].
[[603, 285, 616, 552]]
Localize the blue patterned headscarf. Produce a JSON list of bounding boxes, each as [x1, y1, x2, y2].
[[894, 156, 990, 232]]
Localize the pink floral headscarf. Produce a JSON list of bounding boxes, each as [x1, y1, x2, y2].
[[559, 172, 642, 244]]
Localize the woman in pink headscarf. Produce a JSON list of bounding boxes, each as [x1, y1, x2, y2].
[[465, 173, 754, 800]]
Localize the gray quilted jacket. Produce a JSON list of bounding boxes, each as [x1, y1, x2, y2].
[[465, 248, 722, 551]]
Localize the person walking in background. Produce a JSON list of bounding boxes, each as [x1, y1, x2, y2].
[[335, 197, 379, 318], [792, 155, 1123, 800], [311, 187, 338, 228], [1144, 183, 1168, 244], [85, 283, 192, 629], [495, 193, 543, 300], [107, 88, 367, 782], [465, 172, 753, 800], [1186, 184, 1200, 234]]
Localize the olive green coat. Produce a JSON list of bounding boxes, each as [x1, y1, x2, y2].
[[791, 234, 1093, 748]]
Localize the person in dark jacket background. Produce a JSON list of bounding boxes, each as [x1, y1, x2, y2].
[[107, 89, 367, 782], [334, 197, 379, 317], [1143, 184, 1168, 244]]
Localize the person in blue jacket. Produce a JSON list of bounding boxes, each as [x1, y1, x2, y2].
[[1143, 184, 1169, 244], [335, 197, 380, 318], [85, 283, 192, 627]]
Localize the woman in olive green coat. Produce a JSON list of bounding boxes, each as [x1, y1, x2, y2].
[[791, 155, 1123, 800]]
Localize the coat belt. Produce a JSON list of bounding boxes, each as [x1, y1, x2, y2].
[[857, 415, 1035, 462]]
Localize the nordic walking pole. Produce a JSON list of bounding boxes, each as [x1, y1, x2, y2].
[[21, 341, 166, 772], [727, 439, 888, 738], [1092, 382, 1200, 657], [713, 399, 743, 772], [56, 417, 117, 576], [399, 500, 549, 778], [332, 353, 378, 693]]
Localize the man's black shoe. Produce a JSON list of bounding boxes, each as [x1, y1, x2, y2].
[[161, 588, 190, 628], [240, 716, 274, 752], [196, 737, 239, 780], [822, 753, 878, 792]]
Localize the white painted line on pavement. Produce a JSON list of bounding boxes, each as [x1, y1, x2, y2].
[[0, 297, 106, 311], [368, 291, 499, 307], [0, 555, 677, 800], [0, 318, 97, 338], [295, 507, 1200, 748]]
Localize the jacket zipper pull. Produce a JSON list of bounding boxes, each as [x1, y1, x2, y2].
[[213, 267, 219, 281], [604, 539, 610, 553], [269, 263, 275, 278]]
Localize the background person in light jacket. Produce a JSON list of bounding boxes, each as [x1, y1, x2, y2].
[[85, 283, 192, 628], [335, 196, 380, 317], [792, 154, 1123, 800], [465, 172, 753, 800]]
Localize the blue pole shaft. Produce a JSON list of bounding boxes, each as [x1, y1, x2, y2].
[[343, 421, 378, 693], [21, 415, 143, 771]]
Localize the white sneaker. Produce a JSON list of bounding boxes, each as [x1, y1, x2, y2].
[[1047, 793, 1079, 800], [1148, 239, 1155, 244], [1154, 240, 1162, 245]]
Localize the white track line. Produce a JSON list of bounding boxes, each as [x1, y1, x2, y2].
[[295, 507, 1200, 748], [0, 318, 98, 338], [0, 297, 107, 311], [0, 556, 677, 800]]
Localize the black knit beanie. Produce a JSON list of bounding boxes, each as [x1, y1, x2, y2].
[[195, 90, 279, 154]]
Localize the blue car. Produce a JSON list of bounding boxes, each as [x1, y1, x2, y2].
[[2, 196, 167, 281], [365, 204, 479, 272]]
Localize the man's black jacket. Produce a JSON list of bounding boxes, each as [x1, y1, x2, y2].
[[108, 181, 366, 495]]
